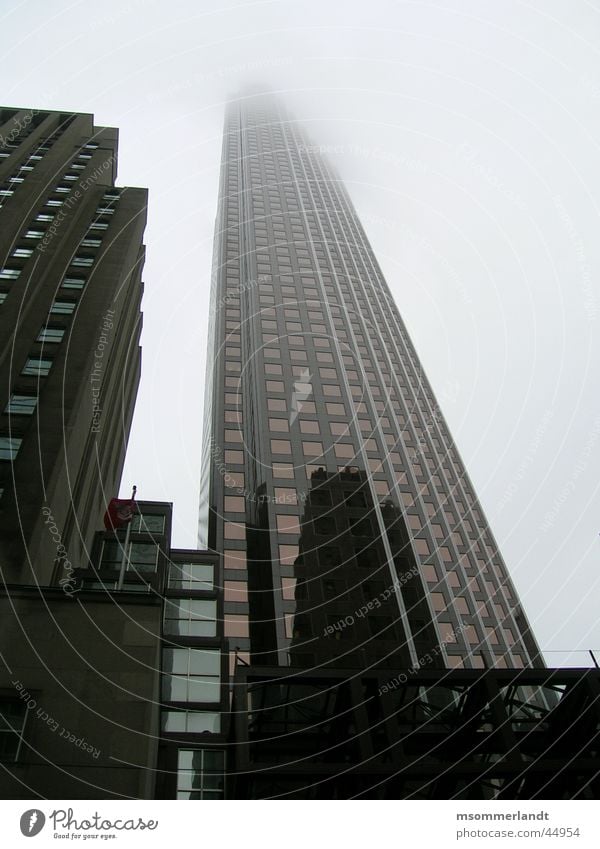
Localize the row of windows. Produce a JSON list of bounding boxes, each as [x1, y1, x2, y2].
[[0, 121, 61, 210], [1, 189, 120, 460]]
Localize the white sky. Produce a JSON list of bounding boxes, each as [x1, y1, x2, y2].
[[4, 0, 600, 667]]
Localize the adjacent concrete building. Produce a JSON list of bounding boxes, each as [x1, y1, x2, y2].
[[0, 107, 147, 585]]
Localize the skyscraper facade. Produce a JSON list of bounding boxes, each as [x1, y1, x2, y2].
[[200, 94, 542, 678], [0, 107, 147, 585]]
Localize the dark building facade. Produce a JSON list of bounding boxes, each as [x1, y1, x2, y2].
[[0, 500, 228, 800], [0, 106, 147, 585]]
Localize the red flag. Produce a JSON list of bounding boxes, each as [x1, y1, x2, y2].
[[103, 488, 137, 530]]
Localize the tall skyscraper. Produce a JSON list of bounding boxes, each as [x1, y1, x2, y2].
[[0, 107, 147, 585], [195, 94, 600, 801], [200, 93, 542, 678]]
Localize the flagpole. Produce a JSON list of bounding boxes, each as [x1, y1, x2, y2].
[[117, 486, 136, 591]]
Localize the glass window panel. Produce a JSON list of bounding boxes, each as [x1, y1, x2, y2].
[[224, 495, 245, 512], [299, 420, 319, 434], [274, 487, 297, 505], [302, 442, 323, 457], [164, 599, 217, 637], [5, 394, 37, 415], [169, 562, 214, 590], [224, 614, 249, 638], [272, 462, 294, 478], [270, 439, 291, 454], [129, 513, 165, 533], [224, 449, 243, 464], [224, 581, 248, 602], [128, 542, 158, 572], [223, 549, 247, 572], [276, 515, 300, 534], [62, 276, 86, 289], [186, 678, 220, 702], [0, 437, 22, 460], [224, 522, 245, 539], [37, 327, 64, 343], [22, 357, 52, 376]]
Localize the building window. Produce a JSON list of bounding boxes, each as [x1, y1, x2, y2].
[[161, 711, 221, 734], [128, 542, 159, 572], [302, 442, 323, 458], [169, 563, 214, 591], [224, 495, 245, 512], [37, 327, 64, 344], [274, 487, 297, 505], [0, 437, 22, 460], [224, 471, 244, 489], [279, 544, 299, 565], [22, 357, 52, 377], [281, 578, 296, 600], [50, 301, 76, 315], [61, 276, 86, 289], [223, 550, 246, 570], [224, 581, 248, 602], [270, 439, 291, 454], [164, 598, 217, 637], [100, 540, 159, 572], [130, 513, 165, 533], [5, 394, 37, 415], [299, 420, 319, 434], [224, 450, 243, 464], [0, 699, 27, 761], [276, 515, 300, 535], [224, 522, 245, 540], [176, 749, 225, 799], [272, 462, 294, 478], [162, 648, 221, 703], [224, 614, 249, 638], [431, 592, 447, 612]]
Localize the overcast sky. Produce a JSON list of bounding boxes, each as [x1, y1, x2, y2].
[[4, 0, 600, 667]]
